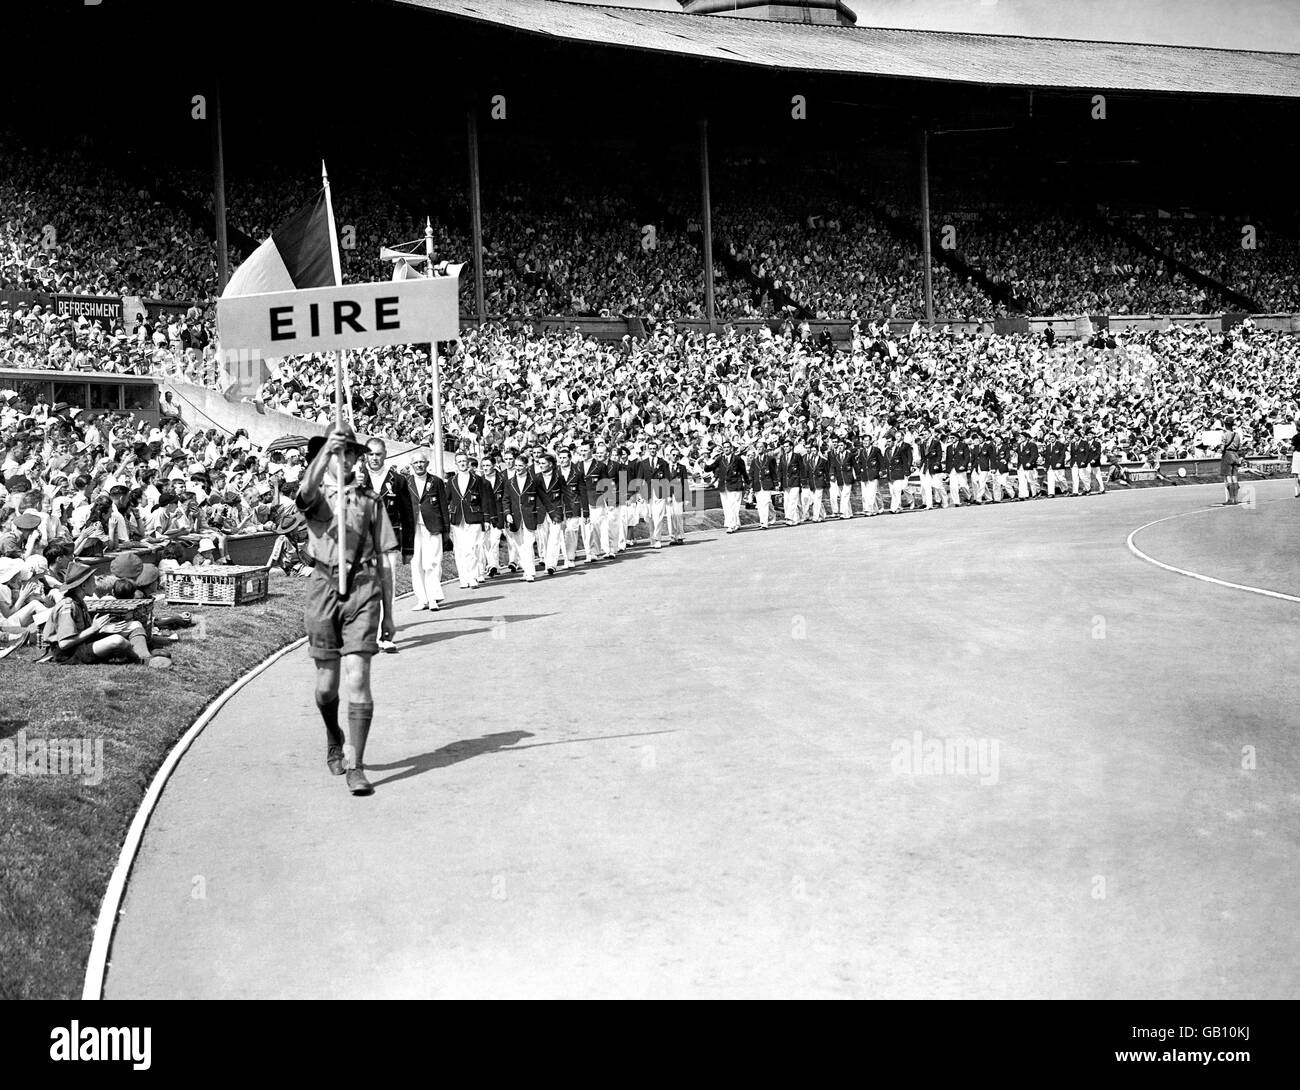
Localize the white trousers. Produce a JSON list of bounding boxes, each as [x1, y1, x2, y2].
[[610, 505, 627, 552], [783, 487, 802, 524], [450, 522, 482, 586], [972, 470, 989, 502], [839, 482, 854, 518], [410, 521, 445, 606], [754, 489, 773, 526], [507, 525, 536, 579], [860, 479, 878, 515], [948, 471, 967, 507], [585, 504, 612, 556], [650, 496, 670, 543], [537, 515, 563, 570], [1017, 468, 1039, 499], [719, 490, 742, 531], [920, 470, 946, 508], [1071, 466, 1083, 494], [479, 525, 504, 574], [1045, 469, 1066, 496], [801, 487, 824, 521], [668, 497, 685, 539], [561, 515, 584, 565], [889, 479, 906, 512]]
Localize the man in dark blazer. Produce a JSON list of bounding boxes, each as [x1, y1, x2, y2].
[[800, 442, 831, 523], [404, 448, 450, 611], [778, 437, 805, 526], [1045, 432, 1069, 497], [503, 449, 543, 582], [748, 436, 779, 529], [946, 430, 972, 508], [1084, 428, 1106, 495], [855, 433, 881, 516], [666, 443, 691, 544], [1017, 432, 1041, 499], [608, 443, 632, 554], [917, 425, 948, 510], [557, 445, 591, 566], [828, 437, 855, 519], [972, 428, 995, 504], [578, 437, 615, 559], [638, 439, 675, 548], [534, 451, 569, 573], [885, 430, 913, 513], [707, 438, 749, 535], [361, 437, 411, 649], [1069, 428, 1090, 496], [477, 449, 509, 578], [445, 450, 493, 589]]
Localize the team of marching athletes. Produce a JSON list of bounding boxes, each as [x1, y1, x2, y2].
[[301, 419, 1117, 796]]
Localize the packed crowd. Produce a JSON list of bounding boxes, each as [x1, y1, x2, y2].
[[7, 130, 1296, 324], [0, 400, 309, 665], [249, 318, 1299, 465], [1145, 218, 1300, 312], [939, 206, 1219, 316]]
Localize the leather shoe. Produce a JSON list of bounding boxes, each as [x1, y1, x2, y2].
[[327, 745, 346, 776], [346, 769, 374, 795]]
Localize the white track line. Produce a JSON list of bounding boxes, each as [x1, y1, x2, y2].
[[1126, 503, 1300, 605], [82, 576, 444, 1000]]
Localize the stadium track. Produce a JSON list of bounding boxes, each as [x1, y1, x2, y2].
[[101, 480, 1300, 999]]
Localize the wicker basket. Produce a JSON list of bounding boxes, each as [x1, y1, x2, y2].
[[164, 564, 270, 607]]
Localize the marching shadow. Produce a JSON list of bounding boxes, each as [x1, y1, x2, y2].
[[367, 728, 678, 790], [394, 612, 555, 651]]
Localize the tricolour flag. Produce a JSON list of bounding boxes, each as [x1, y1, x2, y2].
[[222, 190, 337, 299], [220, 188, 339, 400]]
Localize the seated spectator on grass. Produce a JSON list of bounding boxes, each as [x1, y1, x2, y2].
[[39, 559, 170, 668], [0, 555, 52, 629]]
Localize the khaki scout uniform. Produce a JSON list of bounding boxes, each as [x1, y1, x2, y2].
[[297, 476, 397, 660]]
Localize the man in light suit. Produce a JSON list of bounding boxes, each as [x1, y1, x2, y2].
[[404, 449, 449, 611]]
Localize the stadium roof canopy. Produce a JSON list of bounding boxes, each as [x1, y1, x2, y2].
[[390, 0, 1300, 98]]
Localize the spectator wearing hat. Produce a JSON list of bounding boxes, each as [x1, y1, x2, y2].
[[0, 556, 52, 629], [40, 560, 169, 668], [0, 509, 42, 559]]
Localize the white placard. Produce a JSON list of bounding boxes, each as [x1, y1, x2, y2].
[[217, 276, 459, 357]]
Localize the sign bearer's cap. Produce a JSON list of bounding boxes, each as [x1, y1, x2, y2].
[[307, 424, 367, 462]]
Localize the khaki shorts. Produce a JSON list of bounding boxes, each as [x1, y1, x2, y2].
[[304, 567, 381, 661]]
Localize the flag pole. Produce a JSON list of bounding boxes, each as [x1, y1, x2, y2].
[[426, 216, 445, 469], [323, 161, 348, 595]]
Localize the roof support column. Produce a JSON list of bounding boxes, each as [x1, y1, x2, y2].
[[919, 127, 934, 326], [699, 115, 716, 331]]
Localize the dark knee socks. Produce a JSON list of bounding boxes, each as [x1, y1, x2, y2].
[[316, 694, 342, 748], [348, 702, 374, 769]]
